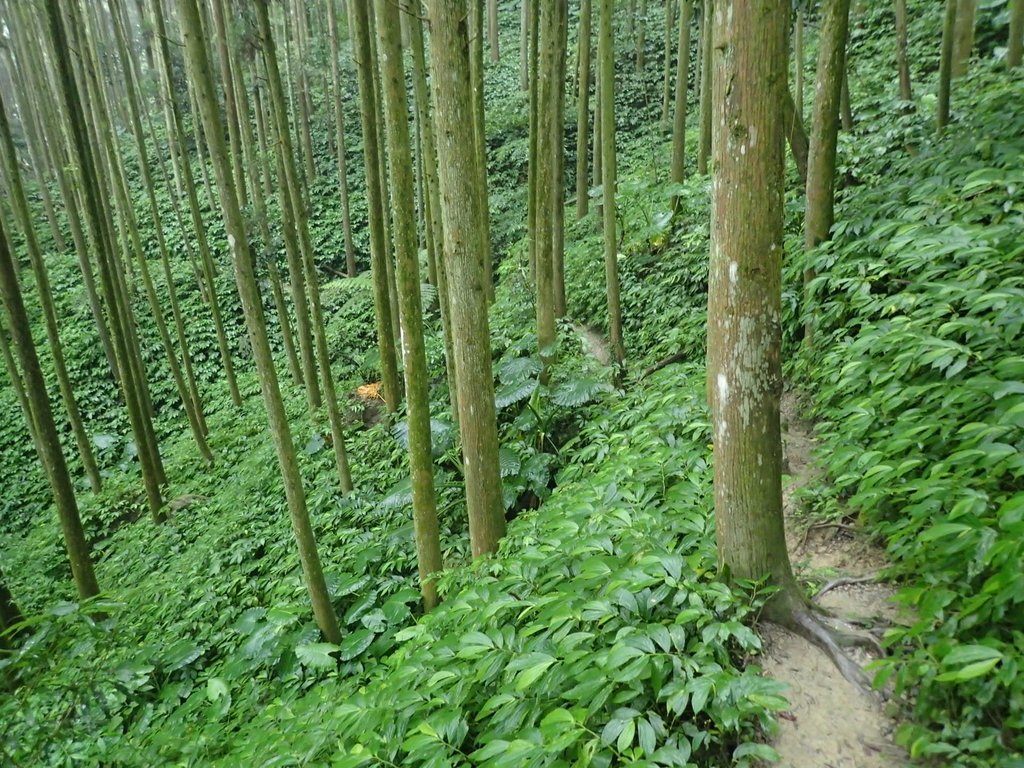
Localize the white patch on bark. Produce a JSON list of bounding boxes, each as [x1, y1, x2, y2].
[[717, 372, 729, 405], [729, 261, 739, 285], [227, 233, 235, 250], [749, 125, 758, 148]]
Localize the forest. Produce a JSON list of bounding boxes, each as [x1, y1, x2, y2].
[[0, 0, 1021, 765]]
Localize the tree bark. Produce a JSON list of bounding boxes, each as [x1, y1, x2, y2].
[[468, 0, 495, 302], [660, 0, 677, 129], [707, 0, 802, 620], [328, 0, 358, 277], [783, 90, 809, 184], [952, 0, 977, 77], [176, 0, 342, 644], [670, 0, 694, 208], [375, 0, 443, 609], [427, 0, 507, 557], [794, 11, 805, 118], [0, 214, 99, 602], [575, 0, 593, 221], [1009, 0, 1024, 68], [697, 0, 713, 174], [937, 0, 958, 130], [348, 0, 402, 413], [599, 0, 626, 379], [895, 0, 913, 99], [488, 0, 500, 62]]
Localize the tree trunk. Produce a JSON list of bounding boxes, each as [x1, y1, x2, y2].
[[375, 0, 443, 609], [427, 0, 507, 557], [348, 0, 402, 413], [328, 0, 358, 277], [1009, 0, 1024, 68], [697, 0, 713, 174], [468, 0, 494, 302], [520, 0, 530, 90], [660, 0, 677, 129], [707, 0, 802, 620], [488, 0, 500, 62], [783, 90, 809, 184], [210, 0, 248, 207], [0, 317, 44, 463], [0, 216, 99, 602], [895, 0, 912, 99], [52, 0, 166, 523], [404, 0, 460, 423], [575, 0, 593, 221], [670, 0, 693, 208], [551, 3, 568, 318], [937, 0, 958, 130], [634, 0, 648, 71], [952, 0, 977, 77], [0, 91, 103, 490], [599, 0, 626, 379], [176, 0, 343, 644], [794, 11, 805, 117], [0, 571, 23, 645]]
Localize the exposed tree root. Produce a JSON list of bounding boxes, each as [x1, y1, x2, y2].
[[779, 607, 875, 694], [814, 574, 879, 600], [796, 520, 859, 553]]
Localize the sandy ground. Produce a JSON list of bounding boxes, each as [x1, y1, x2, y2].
[[760, 393, 908, 768]]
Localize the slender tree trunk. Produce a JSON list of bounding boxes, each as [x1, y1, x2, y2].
[[527, 0, 541, 279], [783, 90, 809, 184], [551, 3, 568, 318], [707, 0, 802, 621], [488, 0, 500, 62], [803, 0, 852, 343], [839, 66, 853, 130], [176, 0, 343, 644], [0, 571, 23, 644], [255, 1, 353, 493], [292, 0, 318, 183], [428, 0, 507, 557], [348, 0, 402, 413], [697, 0, 713, 174], [0, 215, 99, 601], [575, 0, 593, 221], [468, 0, 495, 302], [52, 0, 166, 522], [635, 0, 648, 70], [375, 0, 443, 609], [0, 92, 102, 490], [794, 11, 805, 117], [660, 0, 677, 129], [1009, 0, 1024, 68], [0, 317, 44, 462], [328, 0, 358, 277], [937, 0, 958, 131], [952, 0, 977, 77], [210, 0, 248, 207], [599, 0, 626, 379], [593, 74, 602, 221], [670, 0, 694, 208], [520, 0, 530, 90], [404, 0, 460, 422], [895, 0, 913, 99], [149, 0, 242, 407]]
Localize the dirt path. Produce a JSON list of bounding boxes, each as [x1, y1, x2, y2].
[[760, 392, 907, 768]]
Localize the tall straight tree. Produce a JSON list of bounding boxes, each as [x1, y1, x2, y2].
[[599, 0, 626, 378], [175, 0, 342, 643], [375, 0, 443, 609], [697, 0, 713, 173], [488, 0, 500, 61], [348, 0, 402, 413], [952, 0, 977, 77], [0, 215, 99, 602], [328, 0, 358, 277], [0, 90, 102, 491], [895, 0, 912, 99], [575, 0, 593, 221], [708, 0, 868, 685], [428, 0, 507, 557], [254, 1, 353, 493], [670, 0, 694, 209], [937, 0, 958, 130], [804, 0, 852, 251], [1010, 0, 1024, 67], [660, 0, 677, 128], [468, 0, 495, 302], [794, 10, 805, 116], [47, 0, 166, 522]]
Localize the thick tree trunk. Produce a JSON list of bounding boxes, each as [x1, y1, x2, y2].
[[895, 0, 913, 99], [427, 0, 507, 557], [707, 0, 802, 620], [575, 0, 593, 221], [375, 0, 443, 609], [599, 0, 626, 379], [670, 0, 694, 207], [349, 0, 402, 413], [0, 215, 99, 602], [937, 0, 958, 130]]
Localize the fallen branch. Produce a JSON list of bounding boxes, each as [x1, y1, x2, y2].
[[640, 351, 687, 379], [796, 520, 859, 552]]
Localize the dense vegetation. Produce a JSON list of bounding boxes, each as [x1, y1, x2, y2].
[[1, 0, 1022, 766]]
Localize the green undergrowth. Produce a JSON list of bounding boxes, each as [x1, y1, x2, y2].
[[790, 63, 1024, 766]]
